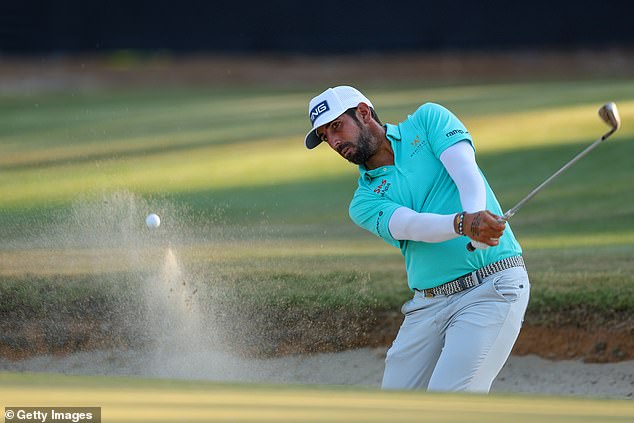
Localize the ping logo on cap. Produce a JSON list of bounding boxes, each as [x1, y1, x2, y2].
[[309, 100, 330, 124]]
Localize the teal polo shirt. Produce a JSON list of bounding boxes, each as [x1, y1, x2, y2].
[[349, 103, 522, 291]]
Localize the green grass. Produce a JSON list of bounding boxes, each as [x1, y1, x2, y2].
[[1, 76, 634, 331], [1, 372, 633, 423]]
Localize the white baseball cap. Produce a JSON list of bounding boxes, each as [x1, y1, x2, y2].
[[304, 86, 374, 149]]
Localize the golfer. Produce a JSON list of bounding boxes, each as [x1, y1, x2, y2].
[[304, 86, 530, 392]]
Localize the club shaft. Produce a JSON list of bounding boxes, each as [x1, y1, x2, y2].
[[502, 128, 614, 220], [466, 127, 617, 252]]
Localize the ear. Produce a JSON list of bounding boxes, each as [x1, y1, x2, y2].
[[356, 102, 373, 123]]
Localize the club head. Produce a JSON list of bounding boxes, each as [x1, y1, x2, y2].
[[598, 102, 621, 132]]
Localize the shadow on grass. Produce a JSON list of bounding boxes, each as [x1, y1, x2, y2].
[[168, 134, 634, 236], [1, 135, 632, 242]]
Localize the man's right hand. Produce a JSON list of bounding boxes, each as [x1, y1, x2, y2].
[[461, 211, 505, 246]]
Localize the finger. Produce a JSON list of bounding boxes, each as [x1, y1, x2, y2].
[[491, 212, 503, 221], [489, 227, 504, 238], [478, 230, 504, 244], [484, 210, 502, 221], [485, 225, 504, 236], [489, 220, 506, 232], [480, 224, 504, 238], [491, 219, 506, 230], [484, 211, 506, 228], [485, 237, 500, 246]]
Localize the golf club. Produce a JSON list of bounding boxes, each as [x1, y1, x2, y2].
[[467, 102, 621, 252]]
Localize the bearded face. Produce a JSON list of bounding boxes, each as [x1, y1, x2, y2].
[[337, 120, 376, 165], [317, 107, 381, 167]]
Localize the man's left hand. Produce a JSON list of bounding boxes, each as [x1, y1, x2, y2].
[[461, 210, 505, 246]]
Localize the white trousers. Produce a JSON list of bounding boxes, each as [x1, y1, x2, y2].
[[381, 266, 530, 392]]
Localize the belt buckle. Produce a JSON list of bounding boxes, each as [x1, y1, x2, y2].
[[456, 275, 469, 291], [455, 272, 478, 294]]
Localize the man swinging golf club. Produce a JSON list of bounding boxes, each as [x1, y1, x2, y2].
[[304, 86, 530, 392]]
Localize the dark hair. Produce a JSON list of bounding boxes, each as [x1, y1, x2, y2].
[[344, 107, 382, 125]]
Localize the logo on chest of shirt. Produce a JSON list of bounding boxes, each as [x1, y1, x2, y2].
[[410, 135, 427, 157], [374, 179, 392, 197]]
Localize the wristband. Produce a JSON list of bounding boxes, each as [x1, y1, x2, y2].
[[457, 212, 466, 236]]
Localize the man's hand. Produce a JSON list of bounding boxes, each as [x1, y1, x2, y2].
[[461, 211, 506, 246]]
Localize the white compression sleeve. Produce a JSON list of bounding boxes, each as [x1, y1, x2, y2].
[[388, 207, 458, 243], [387, 141, 487, 243], [441, 140, 489, 250], [439, 140, 486, 213]]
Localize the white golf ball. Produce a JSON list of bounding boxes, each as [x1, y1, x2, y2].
[[145, 213, 161, 229]]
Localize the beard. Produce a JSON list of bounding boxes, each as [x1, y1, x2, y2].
[[341, 128, 375, 165]]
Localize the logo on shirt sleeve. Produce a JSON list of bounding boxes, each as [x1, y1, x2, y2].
[[375, 210, 384, 237], [446, 129, 469, 137]]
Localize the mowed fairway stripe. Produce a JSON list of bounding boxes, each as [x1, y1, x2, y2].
[[2, 374, 634, 423]]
